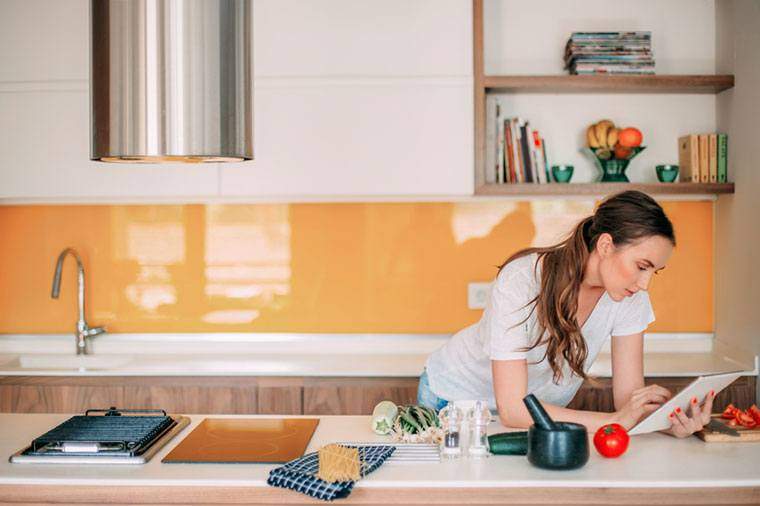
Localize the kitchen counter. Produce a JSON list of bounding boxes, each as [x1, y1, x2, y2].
[[1, 413, 759, 505], [0, 333, 756, 378]]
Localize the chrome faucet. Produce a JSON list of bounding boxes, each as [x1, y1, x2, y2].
[[51, 248, 106, 355]]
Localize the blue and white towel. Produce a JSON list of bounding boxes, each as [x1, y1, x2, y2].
[[267, 445, 395, 501]]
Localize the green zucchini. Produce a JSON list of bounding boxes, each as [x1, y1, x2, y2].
[[488, 431, 529, 455]]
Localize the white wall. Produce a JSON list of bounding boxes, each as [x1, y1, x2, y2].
[[484, 0, 716, 75], [715, 0, 760, 367], [483, 0, 718, 183]]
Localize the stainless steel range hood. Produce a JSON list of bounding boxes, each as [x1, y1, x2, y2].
[[90, 0, 253, 163]]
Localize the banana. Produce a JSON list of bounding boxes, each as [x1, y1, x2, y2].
[[606, 127, 619, 148], [587, 124, 601, 148], [594, 121, 611, 149], [597, 119, 614, 129]]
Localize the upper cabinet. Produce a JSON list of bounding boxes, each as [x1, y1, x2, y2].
[[0, 0, 474, 201], [220, 0, 474, 197], [0, 0, 220, 201]]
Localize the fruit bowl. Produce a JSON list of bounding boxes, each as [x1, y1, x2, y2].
[[583, 146, 646, 183]]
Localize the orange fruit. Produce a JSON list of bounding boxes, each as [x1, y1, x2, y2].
[[618, 127, 643, 148], [614, 145, 632, 159]]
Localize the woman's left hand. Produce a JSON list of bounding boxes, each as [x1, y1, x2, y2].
[[664, 390, 716, 438]]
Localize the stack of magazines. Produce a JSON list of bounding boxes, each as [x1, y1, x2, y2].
[[485, 100, 550, 184], [564, 31, 654, 75]]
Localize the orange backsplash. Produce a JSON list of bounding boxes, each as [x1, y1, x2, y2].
[[0, 200, 712, 334]]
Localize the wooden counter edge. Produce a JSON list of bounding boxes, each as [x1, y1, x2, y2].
[[1, 484, 759, 505]]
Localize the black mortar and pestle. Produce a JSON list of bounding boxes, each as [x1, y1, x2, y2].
[[523, 394, 589, 470]]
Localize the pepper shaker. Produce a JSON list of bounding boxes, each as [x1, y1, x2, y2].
[[467, 400, 491, 458], [439, 404, 464, 459]]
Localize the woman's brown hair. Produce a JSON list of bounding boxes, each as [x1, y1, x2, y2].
[[501, 191, 676, 383]]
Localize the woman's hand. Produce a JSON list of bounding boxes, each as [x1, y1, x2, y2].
[[611, 384, 672, 430], [664, 390, 716, 438]]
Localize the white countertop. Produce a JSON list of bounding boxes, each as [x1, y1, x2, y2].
[[0, 333, 755, 378], [1, 413, 760, 489]]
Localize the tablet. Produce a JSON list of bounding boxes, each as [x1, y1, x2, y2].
[[628, 371, 743, 435]]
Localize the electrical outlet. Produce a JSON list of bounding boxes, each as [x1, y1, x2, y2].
[[467, 282, 492, 309]]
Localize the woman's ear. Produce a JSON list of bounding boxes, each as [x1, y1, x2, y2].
[[596, 232, 615, 257]]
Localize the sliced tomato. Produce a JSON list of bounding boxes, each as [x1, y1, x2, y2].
[[721, 404, 738, 419], [736, 411, 757, 429], [726, 418, 739, 427], [749, 405, 760, 425]]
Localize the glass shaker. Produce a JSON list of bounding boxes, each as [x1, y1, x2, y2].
[[467, 400, 491, 457], [438, 403, 463, 458]]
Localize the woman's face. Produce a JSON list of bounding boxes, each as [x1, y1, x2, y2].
[[597, 234, 674, 302]]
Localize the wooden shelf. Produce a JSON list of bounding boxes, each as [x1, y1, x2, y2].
[[474, 182, 735, 197], [483, 75, 735, 94]]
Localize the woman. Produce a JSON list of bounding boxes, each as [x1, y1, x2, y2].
[[420, 191, 712, 438]]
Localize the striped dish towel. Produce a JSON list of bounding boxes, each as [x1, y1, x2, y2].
[[267, 445, 395, 501]]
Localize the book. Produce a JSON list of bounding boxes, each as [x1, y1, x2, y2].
[[717, 133, 728, 183], [511, 119, 523, 182], [708, 134, 718, 183], [698, 134, 709, 183], [496, 104, 504, 184], [514, 120, 525, 182], [486, 99, 498, 184], [678, 135, 700, 183], [519, 121, 533, 183], [532, 131, 546, 184], [504, 118, 515, 183]]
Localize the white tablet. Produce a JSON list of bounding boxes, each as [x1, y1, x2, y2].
[[628, 371, 744, 435]]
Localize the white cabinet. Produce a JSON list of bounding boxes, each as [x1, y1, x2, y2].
[[220, 80, 473, 197], [221, 0, 474, 198], [0, 0, 474, 201], [0, 0, 218, 200], [0, 91, 220, 200]]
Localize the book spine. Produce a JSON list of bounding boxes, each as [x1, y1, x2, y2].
[[496, 105, 504, 184], [511, 119, 522, 183], [532, 131, 545, 183], [708, 134, 718, 183], [514, 120, 525, 183], [519, 122, 533, 183], [505, 118, 514, 183], [486, 99, 497, 184], [678, 135, 699, 183], [698, 134, 709, 183], [718, 134, 728, 183]]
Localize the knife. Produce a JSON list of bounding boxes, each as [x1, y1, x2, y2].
[[706, 418, 741, 437]]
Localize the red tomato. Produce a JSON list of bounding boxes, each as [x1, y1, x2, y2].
[[614, 145, 632, 160], [721, 404, 738, 419], [726, 418, 739, 427], [618, 127, 643, 148], [593, 423, 630, 458], [736, 411, 757, 429], [749, 405, 760, 425]]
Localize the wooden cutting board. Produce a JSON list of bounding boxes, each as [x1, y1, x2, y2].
[[162, 418, 319, 463], [696, 415, 760, 442]]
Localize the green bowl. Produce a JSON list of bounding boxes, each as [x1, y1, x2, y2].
[[551, 165, 574, 183], [656, 164, 679, 183]]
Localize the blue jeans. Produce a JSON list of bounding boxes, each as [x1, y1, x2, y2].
[[417, 370, 449, 411]]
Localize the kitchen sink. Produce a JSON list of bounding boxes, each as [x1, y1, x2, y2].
[[16, 354, 133, 370]]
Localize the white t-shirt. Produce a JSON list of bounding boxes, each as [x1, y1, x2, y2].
[[425, 253, 655, 411]]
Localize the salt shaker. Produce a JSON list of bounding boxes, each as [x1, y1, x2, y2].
[[467, 400, 491, 457], [439, 404, 464, 459]]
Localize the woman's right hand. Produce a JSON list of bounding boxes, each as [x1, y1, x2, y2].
[[611, 384, 672, 430]]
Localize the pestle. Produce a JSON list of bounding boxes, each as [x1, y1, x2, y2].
[[523, 394, 557, 431]]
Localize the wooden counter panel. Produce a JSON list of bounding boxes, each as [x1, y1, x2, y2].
[[0, 375, 755, 416], [1, 484, 759, 505]]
